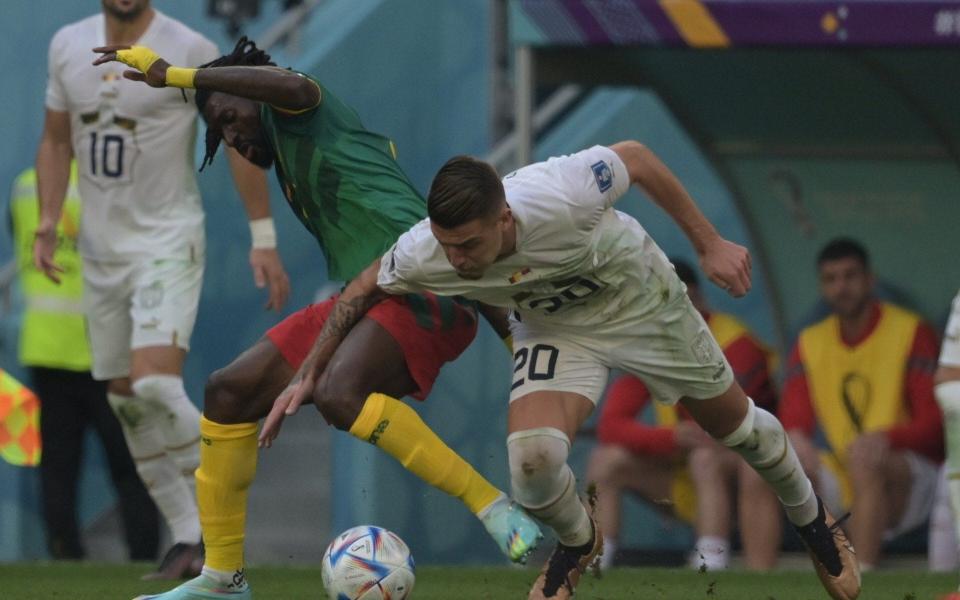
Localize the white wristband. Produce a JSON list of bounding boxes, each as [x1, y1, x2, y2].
[[249, 217, 277, 249]]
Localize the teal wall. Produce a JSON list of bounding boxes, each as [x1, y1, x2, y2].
[[730, 158, 960, 334]]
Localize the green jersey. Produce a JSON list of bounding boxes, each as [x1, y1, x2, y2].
[[261, 76, 426, 281]]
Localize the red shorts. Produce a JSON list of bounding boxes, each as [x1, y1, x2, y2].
[[266, 293, 478, 400]]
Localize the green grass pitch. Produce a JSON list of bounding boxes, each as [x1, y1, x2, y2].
[[0, 563, 953, 599]]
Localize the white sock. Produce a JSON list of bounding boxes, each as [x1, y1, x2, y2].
[[690, 535, 730, 571], [599, 537, 618, 570], [132, 375, 201, 494], [508, 428, 592, 547], [721, 398, 819, 527], [936, 381, 960, 572], [929, 465, 960, 571], [108, 392, 201, 544], [202, 566, 248, 590]]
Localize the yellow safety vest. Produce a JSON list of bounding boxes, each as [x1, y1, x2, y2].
[[798, 302, 917, 506], [10, 164, 91, 371]]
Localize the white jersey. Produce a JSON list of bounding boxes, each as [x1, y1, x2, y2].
[[378, 145, 683, 332], [45, 11, 218, 262]]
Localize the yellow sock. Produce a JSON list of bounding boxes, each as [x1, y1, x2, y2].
[[196, 415, 258, 573], [349, 393, 501, 515]]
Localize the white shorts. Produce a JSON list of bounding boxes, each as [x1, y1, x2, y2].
[[83, 255, 204, 381], [818, 450, 939, 540], [941, 290, 960, 368], [508, 292, 734, 405]]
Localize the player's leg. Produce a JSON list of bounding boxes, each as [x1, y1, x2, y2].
[[736, 459, 781, 570], [845, 445, 908, 569], [84, 258, 200, 574], [687, 445, 738, 570], [313, 295, 539, 562], [630, 280, 857, 598], [86, 371, 160, 561], [123, 256, 207, 578], [585, 444, 676, 569], [682, 385, 859, 599], [32, 367, 86, 559], [132, 317, 299, 599], [510, 389, 601, 600]]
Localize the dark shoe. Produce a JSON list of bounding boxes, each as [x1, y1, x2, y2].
[[141, 542, 203, 581], [528, 517, 603, 600], [794, 499, 860, 600]]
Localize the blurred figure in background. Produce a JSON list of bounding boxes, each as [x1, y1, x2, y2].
[[780, 238, 943, 570], [935, 289, 960, 599], [587, 258, 780, 571], [9, 163, 159, 560], [34, 0, 289, 578]]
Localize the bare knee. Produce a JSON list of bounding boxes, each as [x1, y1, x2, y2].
[[312, 366, 367, 431], [688, 445, 725, 476], [587, 444, 634, 486], [204, 367, 251, 424], [846, 452, 885, 490]]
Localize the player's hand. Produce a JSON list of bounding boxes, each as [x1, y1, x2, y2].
[[258, 372, 315, 448], [250, 248, 291, 311], [674, 420, 713, 450], [32, 224, 64, 284], [92, 45, 170, 87], [699, 236, 752, 298], [846, 432, 890, 471]]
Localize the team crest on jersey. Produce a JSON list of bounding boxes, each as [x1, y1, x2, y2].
[[591, 160, 612, 193]]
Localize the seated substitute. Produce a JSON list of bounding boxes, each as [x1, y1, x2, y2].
[[781, 238, 943, 570], [587, 258, 780, 571]]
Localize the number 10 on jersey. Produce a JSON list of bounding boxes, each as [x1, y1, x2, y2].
[[87, 131, 130, 182]]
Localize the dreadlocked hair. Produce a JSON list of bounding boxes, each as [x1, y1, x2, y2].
[[196, 36, 275, 172]]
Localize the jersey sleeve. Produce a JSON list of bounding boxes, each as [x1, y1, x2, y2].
[[376, 224, 431, 295], [45, 28, 69, 112], [265, 72, 322, 122], [885, 321, 944, 461], [548, 145, 631, 228]]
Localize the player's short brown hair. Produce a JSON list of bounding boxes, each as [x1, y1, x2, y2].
[[427, 156, 505, 229]]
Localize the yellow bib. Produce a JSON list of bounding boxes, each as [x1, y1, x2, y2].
[[798, 302, 916, 462], [10, 164, 91, 371]]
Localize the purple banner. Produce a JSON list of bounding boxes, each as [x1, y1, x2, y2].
[[515, 1, 960, 47]]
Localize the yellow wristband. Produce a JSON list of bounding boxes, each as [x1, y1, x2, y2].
[[502, 335, 514, 355], [165, 67, 197, 89]]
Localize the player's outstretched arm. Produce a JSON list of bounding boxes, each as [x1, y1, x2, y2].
[[92, 45, 319, 112], [226, 147, 291, 311], [610, 140, 752, 297], [33, 109, 73, 284], [259, 259, 391, 447]]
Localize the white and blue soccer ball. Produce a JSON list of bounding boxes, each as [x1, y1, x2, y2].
[[321, 525, 416, 600]]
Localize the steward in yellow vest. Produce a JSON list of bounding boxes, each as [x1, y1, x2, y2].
[[780, 238, 942, 569], [10, 163, 89, 370], [8, 163, 158, 560]]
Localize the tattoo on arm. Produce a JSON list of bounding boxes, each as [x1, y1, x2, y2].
[[299, 289, 387, 380]]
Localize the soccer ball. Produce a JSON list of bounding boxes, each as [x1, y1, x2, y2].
[[321, 525, 416, 600]]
